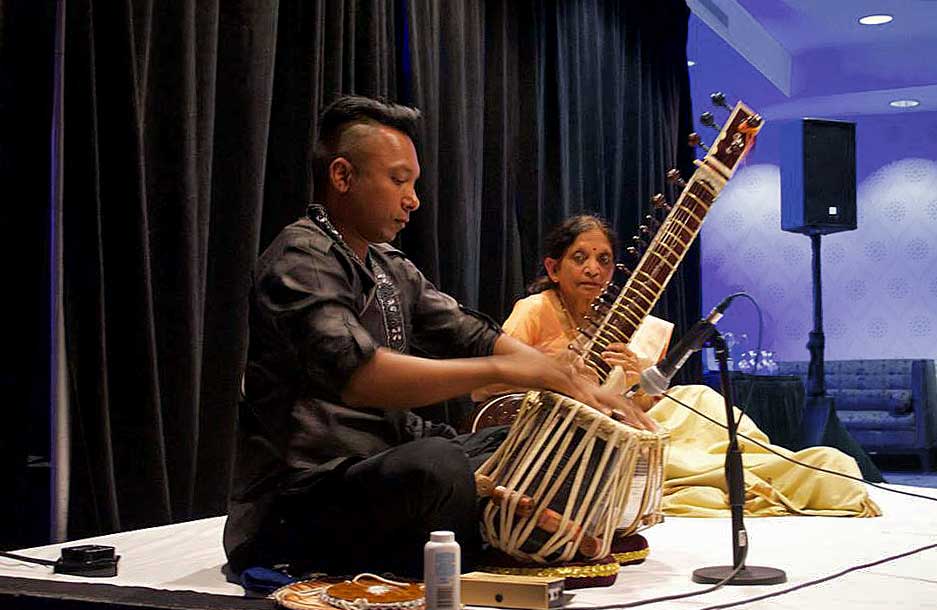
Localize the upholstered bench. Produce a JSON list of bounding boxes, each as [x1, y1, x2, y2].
[[777, 359, 937, 470]]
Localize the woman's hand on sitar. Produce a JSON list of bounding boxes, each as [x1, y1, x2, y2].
[[600, 343, 662, 412], [600, 342, 654, 373]]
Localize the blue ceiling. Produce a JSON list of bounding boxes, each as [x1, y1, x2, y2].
[[687, 0, 937, 119]]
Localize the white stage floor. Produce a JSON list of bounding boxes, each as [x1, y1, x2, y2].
[[1, 484, 935, 609]]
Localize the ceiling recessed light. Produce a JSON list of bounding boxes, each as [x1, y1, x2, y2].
[[858, 14, 893, 25], [687, 60, 696, 67], [889, 99, 920, 108]]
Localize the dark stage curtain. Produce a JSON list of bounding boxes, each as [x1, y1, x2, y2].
[[403, 0, 698, 374], [60, 0, 400, 539], [61, 0, 279, 538], [261, 0, 398, 251], [6, 0, 693, 541], [0, 0, 57, 549]]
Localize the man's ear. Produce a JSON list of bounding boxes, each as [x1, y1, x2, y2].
[[329, 157, 354, 193], [544, 257, 560, 282]]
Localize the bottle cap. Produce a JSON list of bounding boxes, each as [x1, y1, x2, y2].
[[430, 531, 455, 543]]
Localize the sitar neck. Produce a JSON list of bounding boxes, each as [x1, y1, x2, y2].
[[568, 101, 762, 384]]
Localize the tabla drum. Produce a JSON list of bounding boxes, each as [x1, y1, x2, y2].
[[475, 391, 669, 564]]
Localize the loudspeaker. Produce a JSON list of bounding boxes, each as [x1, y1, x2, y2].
[[781, 118, 856, 235]]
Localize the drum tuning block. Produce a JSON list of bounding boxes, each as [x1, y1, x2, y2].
[[476, 474, 534, 517]]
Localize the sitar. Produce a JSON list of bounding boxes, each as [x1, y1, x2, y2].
[[472, 97, 764, 431]]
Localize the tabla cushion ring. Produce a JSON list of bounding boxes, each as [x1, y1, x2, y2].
[[273, 576, 344, 610]]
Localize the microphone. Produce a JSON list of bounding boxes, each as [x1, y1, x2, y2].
[[628, 295, 735, 396]]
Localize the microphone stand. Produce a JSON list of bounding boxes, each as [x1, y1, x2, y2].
[[691, 330, 787, 585]]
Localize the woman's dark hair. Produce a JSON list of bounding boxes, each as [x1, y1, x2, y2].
[[527, 215, 618, 294], [312, 95, 422, 196]]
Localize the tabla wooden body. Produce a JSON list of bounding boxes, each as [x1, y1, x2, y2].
[[476, 391, 668, 564]]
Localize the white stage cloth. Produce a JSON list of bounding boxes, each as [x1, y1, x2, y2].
[[1, 484, 935, 609]]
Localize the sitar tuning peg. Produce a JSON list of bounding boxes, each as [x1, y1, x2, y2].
[[589, 301, 608, 317], [710, 91, 731, 109], [688, 132, 710, 152], [613, 264, 631, 282], [699, 112, 718, 130], [639, 224, 654, 239], [626, 246, 641, 258], [666, 168, 686, 190], [650, 193, 672, 216], [632, 235, 648, 250], [644, 214, 661, 231]]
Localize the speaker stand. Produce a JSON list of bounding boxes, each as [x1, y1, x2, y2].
[[692, 332, 787, 586], [802, 233, 835, 447]]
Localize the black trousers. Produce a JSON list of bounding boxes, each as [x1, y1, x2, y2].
[[265, 426, 507, 578]]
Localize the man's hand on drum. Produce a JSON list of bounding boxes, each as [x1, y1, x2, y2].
[[494, 349, 656, 431], [565, 372, 657, 431]]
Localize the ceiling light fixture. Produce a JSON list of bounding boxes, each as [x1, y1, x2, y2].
[[858, 14, 893, 25], [687, 60, 696, 67], [889, 99, 920, 108]]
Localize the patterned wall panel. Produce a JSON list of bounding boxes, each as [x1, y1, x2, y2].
[[700, 112, 937, 363]]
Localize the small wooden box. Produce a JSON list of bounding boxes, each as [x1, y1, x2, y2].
[[460, 572, 566, 609]]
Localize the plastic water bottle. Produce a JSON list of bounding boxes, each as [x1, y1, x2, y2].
[[424, 530, 460, 610]]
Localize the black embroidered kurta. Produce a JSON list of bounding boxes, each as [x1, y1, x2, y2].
[[224, 206, 500, 569]]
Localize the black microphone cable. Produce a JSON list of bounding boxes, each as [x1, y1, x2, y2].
[[0, 551, 57, 567], [714, 291, 763, 426]]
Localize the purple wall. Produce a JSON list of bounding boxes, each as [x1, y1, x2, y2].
[[689, 15, 937, 365]]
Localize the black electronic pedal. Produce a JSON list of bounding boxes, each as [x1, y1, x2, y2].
[[54, 545, 120, 577]]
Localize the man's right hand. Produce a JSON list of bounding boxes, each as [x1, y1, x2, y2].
[[490, 348, 656, 431]]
